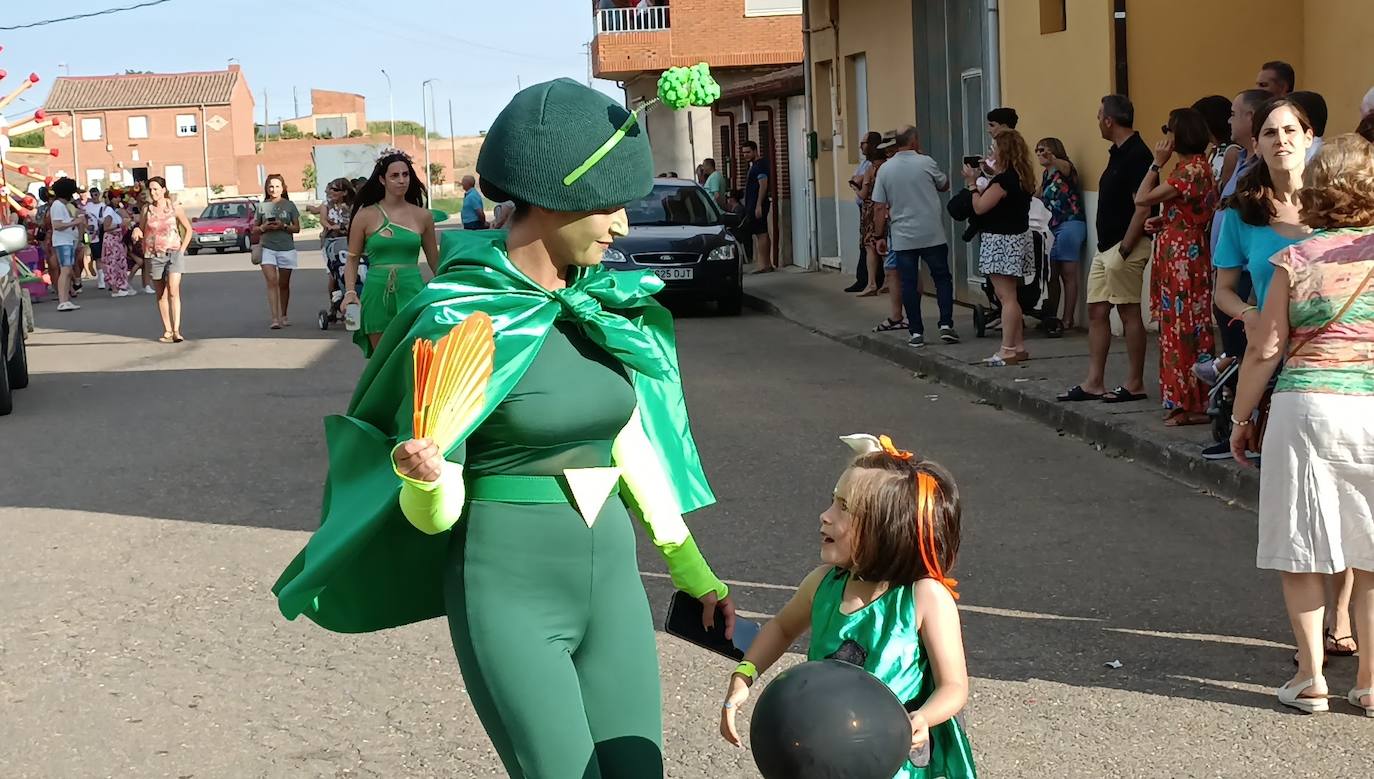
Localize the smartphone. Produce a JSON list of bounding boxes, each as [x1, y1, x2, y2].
[[962, 155, 983, 169], [663, 590, 761, 661]]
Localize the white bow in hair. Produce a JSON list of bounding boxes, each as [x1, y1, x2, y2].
[[839, 434, 884, 454]]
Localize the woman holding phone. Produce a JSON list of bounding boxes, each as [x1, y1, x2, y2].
[[253, 174, 301, 329]]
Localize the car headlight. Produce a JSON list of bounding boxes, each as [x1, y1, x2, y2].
[[223, 228, 237, 237], [706, 243, 738, 261], [602, 247, 628, 264]]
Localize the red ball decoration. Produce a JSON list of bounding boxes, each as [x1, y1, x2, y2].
[[21, 195, 35, 208], [34, 109, 45, 121], [48, 148, 59, 157], [17, 165, 29, 175], [28, 73, 40, 83]]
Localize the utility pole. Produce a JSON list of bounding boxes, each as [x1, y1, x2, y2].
[[584, 42, 593, 87], [422, 79, 437, 191], [380, 69, 395, 144], [292, 85, 299, 120], [263, 89, 269, 142], [448, 98, 458, 190], [517, 75, 522, 92]]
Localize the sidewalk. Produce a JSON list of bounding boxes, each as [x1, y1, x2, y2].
[[742, 267, 1260, 507]]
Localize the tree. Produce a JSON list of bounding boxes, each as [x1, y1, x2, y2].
[[348, 129, 364, 138], [280, 123, 304, 140], [428, 163, 446, 186], [302, 164, 317, 192], [10, 129, 44, 148], [366, 120, 444, 140]]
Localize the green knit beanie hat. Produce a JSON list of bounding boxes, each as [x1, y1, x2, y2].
[[476, 78, 653, 213]]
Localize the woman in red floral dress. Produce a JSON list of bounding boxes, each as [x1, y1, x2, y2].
[[1135, 108, 1219, 425]]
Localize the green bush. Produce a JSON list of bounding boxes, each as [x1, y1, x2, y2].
[[301, 212, 320, 229]]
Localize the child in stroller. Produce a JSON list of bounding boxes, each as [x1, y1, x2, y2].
[[946, 182, 1059, 339], [318, 241, 367, 330]]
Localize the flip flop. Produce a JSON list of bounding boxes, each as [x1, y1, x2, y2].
[[1058, 385, 1104, 402], [873, 318, 908, 332], [1326, 630, 1358, 657], [1101, 386, 1147, 404]]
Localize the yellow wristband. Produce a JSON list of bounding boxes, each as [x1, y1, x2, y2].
[[734, 661, 758, 682]]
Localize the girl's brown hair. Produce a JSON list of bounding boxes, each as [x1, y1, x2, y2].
[[1226, 98, 1312, 227], [326, 177, 356, 205], [263, 173, 289, 201], [1035, 136, 1078, 185], [992, 130, 1037, 197], [1299, 133, 1374, 229], [843, 451, 962, 590]]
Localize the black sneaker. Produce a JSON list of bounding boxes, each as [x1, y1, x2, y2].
[[939, 325, 960, 344], [908, 333, 926, 348], [1200, 441, 1232, 460]]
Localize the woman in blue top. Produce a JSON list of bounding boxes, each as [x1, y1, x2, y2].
[[1213, 97, 1359, 660]]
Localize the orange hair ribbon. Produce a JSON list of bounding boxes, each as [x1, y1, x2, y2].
[[878, 435, 914, 461], [915, 471, 958, 599]]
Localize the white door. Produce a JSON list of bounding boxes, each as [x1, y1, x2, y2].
[[786, 95, 812, 269], [164, 164, 186, 192]]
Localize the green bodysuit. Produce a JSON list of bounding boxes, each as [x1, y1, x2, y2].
[[355, 206, 424, 356], [809, 568, 977, 779]]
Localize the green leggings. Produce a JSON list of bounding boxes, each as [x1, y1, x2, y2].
[[444, 495, 664, 779]]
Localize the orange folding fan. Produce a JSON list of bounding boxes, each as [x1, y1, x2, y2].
[[411, 312, 495, 452]]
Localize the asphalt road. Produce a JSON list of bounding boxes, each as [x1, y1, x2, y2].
[[2, 244, 1371, 778]]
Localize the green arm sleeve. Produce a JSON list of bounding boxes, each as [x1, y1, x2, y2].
[[613, 410, 727, 600], [391, 445, 466, 535]]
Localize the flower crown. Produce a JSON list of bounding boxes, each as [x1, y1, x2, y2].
[[376, 146, 413, 164]]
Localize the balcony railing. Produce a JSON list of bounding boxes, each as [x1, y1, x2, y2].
[[596, 6, 669, 33]]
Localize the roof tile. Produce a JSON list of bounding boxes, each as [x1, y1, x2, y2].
[[42, 70, 241, 112]]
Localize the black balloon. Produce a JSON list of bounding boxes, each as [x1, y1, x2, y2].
[[749, 659, 911, 779]]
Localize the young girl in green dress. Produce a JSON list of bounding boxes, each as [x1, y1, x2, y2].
[[719, 434, 977, 779]]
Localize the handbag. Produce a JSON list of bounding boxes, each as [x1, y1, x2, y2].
[[251, 241, 263, 265], [1252, 262, 1374, 451]]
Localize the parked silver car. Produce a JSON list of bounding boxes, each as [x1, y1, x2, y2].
[[0, 223, 32, 415]]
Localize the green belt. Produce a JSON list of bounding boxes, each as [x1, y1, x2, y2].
[[467, 473, 620, 504]]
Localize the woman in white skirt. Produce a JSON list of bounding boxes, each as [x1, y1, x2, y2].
[[962, 130, 1037, 366], [1230, 134, 1374, 716]]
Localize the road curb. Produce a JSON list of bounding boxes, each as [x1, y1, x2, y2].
[[743, 290, 1260, 509]]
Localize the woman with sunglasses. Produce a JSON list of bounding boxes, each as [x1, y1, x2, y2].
[[1035, 137, 1085, 330], [1134, 108, 1219, 426]]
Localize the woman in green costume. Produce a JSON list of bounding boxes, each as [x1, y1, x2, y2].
[[720, 434, 977, 778], [273, 79, 735, 779], [342, 148, 439, 356]]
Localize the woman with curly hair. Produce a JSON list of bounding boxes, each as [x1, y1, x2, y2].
[[1230, 134, 1374, 716], [962, 129, 1036, 365]]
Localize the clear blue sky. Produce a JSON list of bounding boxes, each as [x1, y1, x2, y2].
[[2, 0, 622, 136]]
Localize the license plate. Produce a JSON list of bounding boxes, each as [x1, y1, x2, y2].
[[654, 268, 694, 281], [199, 234, 221, 242]]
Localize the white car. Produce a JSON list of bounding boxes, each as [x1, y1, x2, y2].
[[0, 223, 32, 415]]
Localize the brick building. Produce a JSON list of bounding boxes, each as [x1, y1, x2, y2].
[[41, 66, 255, 207], [277, 89, 368, 138], [592, 1, 804, 263]]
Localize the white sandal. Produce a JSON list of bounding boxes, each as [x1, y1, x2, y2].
[[1277, 676, 1328, 714], [1348, 687, 1374, 717]]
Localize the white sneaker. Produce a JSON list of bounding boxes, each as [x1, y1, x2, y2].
[[97, 270, 106, 289], [125, 287, 138, 295], [143, 285, 155, 294], [57, 301, 80, 311]]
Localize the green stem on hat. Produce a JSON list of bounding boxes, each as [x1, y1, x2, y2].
[[562, 100, 658, 186]]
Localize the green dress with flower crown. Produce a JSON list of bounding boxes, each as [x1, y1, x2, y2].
[[354, 205, 425, 356], [809, 568, 977, 779]]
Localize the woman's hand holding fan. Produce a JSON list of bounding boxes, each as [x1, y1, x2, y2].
[[392, 312, 495, 482]]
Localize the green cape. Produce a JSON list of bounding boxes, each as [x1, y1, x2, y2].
[[272, 230, 716, 633]]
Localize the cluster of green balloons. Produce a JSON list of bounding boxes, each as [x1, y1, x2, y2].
[[656, 63, 721, 110]]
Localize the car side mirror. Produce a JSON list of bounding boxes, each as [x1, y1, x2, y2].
[[720, 211, 744, 229], [0, 223, 28, 256]]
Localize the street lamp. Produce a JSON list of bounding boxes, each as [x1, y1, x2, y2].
[[422, 78, 437, 190], [380, 69, 395, 144]]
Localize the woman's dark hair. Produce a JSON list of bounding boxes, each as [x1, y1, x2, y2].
[[351, 153, 428, 220], [844, 451, 962, 586], [1287, 90, 1328, 137], [864, 141, 886, 162], [51, 177, 79, 200], [1227, 98, 1313, 227], [1035, 137, 1078, 184], [1191, 95, 1233, 145], [1299, 133, 1374, 230], [263, 173, 288, 201], [1167, 108, 1211, 156], [1357, 113, 1374, 144]]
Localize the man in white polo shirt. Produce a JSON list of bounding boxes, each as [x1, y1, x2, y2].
[[872, 125, 956, 348]]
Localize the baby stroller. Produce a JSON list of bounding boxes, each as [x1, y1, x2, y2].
[[946, 189, 1058, 338], [317, 239, 368, 330]]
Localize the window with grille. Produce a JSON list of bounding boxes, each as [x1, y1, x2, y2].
[[176, 114, 198, 137]]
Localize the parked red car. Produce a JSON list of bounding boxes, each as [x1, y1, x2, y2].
[[188, 197, 259, 255]]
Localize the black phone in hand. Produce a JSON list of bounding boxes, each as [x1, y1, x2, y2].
[[663, 590, 760, 661]]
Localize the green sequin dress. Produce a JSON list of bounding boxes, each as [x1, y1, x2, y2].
[[809, 568, 977, 779], [354, 206, 425, 356]]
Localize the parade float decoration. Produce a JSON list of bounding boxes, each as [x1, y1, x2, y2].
[[563, 62, 721, 186], [0, 46, 63, 221]]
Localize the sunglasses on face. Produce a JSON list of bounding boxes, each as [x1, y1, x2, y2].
[[1161, 124, 1172, 135]]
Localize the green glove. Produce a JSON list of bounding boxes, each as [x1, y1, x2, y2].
[[392, 447, 466, 535], [613, 410, 727, 600]]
